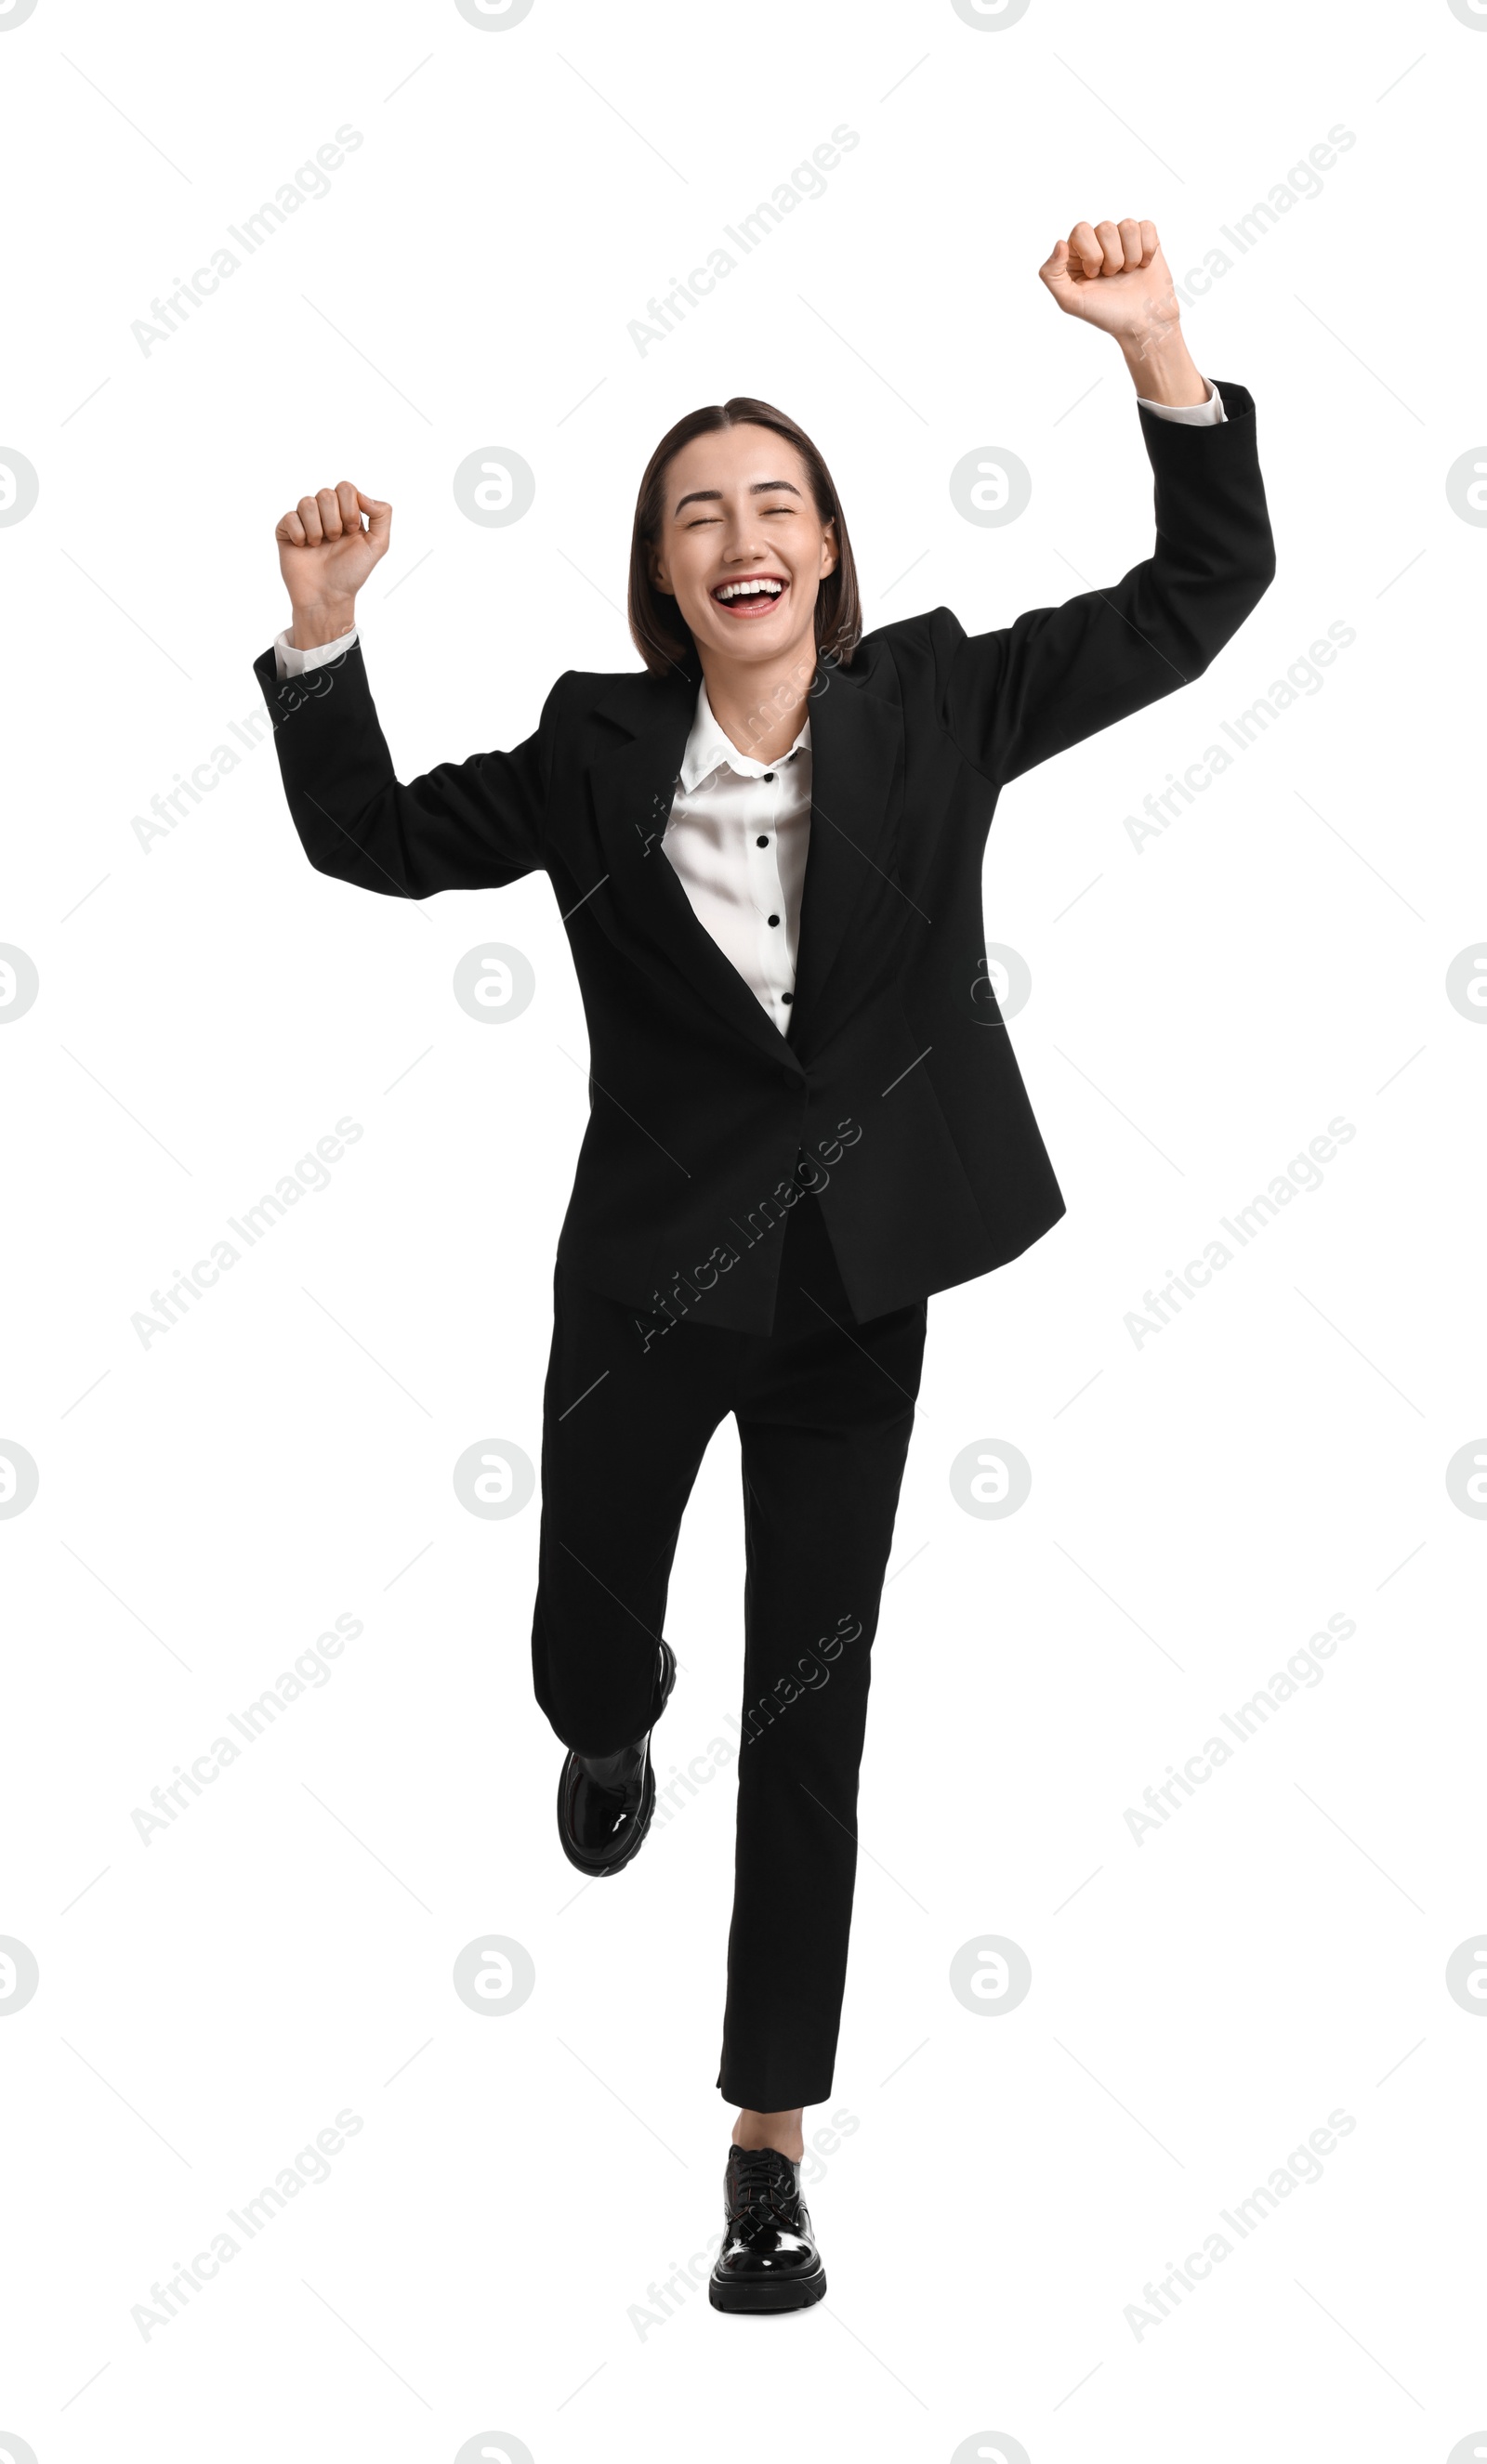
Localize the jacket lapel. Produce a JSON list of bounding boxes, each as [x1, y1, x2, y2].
[[575, 651, 903, 1061], [790, 654, 905, 1038], [582, 669, 800, 1069]]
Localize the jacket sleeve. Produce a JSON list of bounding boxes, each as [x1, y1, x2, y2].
[[251, 636, 572, 897], [932, 382, 1275, 787]]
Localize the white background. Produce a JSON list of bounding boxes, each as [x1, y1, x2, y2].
[[2, 2, 1484, 2458]]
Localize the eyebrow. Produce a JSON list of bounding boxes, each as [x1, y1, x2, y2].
[[672, 478, 803, 515]]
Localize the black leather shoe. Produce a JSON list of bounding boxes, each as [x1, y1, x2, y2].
[[708, 2144, 826, 2313], [556, 1640, 676, 1877]]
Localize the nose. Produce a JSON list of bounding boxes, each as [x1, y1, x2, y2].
[[719, 504, 773, 562]]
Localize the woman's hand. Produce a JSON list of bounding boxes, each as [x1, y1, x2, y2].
[[275, 482, 391, 649], [1038, 220, 1208, 406]]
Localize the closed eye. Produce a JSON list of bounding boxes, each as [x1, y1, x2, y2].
[[685, 506, 796, 528]]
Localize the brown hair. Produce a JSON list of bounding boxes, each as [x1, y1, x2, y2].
[[626, 397, 862, 681]]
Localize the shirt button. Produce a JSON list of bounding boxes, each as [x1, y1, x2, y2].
[[757, 835, 769, 848], [763, 772, 775, 782], [768, 914, 781, 927], [781, 991, 794, 1005]]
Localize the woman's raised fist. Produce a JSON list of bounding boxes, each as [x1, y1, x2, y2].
[[275, 482, 390, 641]]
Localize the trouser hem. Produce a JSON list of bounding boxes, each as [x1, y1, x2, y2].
[[717, 2069, 834, 2111]]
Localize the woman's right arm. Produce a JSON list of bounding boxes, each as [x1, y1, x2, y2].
[[257, 480, 566, 898]]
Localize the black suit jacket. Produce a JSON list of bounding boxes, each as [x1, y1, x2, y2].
[[255, 385, 1273, 1333]]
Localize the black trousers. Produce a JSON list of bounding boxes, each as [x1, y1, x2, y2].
[[530, 1187, 928, 2111]]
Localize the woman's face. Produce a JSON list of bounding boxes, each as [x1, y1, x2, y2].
[[648, 424, 837, 673]]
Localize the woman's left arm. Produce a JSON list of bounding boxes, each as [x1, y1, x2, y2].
[[937, 218, 1276, 786]]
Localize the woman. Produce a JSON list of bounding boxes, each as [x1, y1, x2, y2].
[[258, 218, 1274, 2313]]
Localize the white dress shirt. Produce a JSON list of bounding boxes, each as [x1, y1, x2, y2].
[[273, 386, 1227, 1036], [662, 687, 811, 1035]]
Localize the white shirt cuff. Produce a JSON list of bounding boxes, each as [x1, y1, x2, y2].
[[1138, 379, 1226, 426], [273, 624, 360, 679]]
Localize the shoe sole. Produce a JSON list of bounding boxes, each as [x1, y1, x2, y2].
[[556, 1643, 677, 1879], [708, 2266, 827, 2313]]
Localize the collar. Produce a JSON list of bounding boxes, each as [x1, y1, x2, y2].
[[678, 680, 811, 793]]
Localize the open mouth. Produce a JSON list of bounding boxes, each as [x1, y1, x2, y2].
[[710, 574, 788, 619]]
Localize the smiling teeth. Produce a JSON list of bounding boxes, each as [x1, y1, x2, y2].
[[717, 580, 783, 600]]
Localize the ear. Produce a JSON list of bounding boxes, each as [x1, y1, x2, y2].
[[820, 518, 839, 581], [650, 548, 674, 597]]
